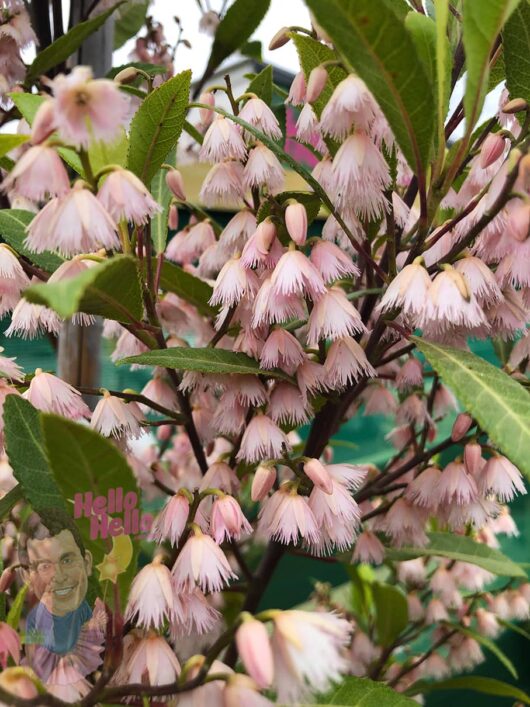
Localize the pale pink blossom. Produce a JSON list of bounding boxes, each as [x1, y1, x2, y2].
[[352, 530, 385, 564], [307, 286, 365, 346], [236, 618, 274, 689], [97, 168, 160, 225], [405, 467, 442, 508], [436, 461, 478, 505], [308, 478, 361, 553], [310, 239, 359, 282], [4, 292, 61, 339], [326, 463, 368, 491], [260, 328, 305, 373], [90, 391, 143, 439], [46, 664, 91, 702], [271, 248, 326, 300], [244, 143, 284, 191], [171, 528, 236, 592], [296, 103, 319, 142], [396, 357, 423, 391], [333, 132, 390, 189], [239, 97, 282, 139], [200, 116, 247, 162], [382, 498, 428, 547], [111, 329, 149, 364], [2, 145, 69, 200], [167, 220, 216, 263], [170, 587, 221, 639], [296, 358, 330, 400], [397, 393, 431, 427], [25, 182, 119, 256], [449, 636, 484, 671], [320, 75, 377, 138], [224, 674, 273, 707], [199, 160, 245, 206], [325, 336, 376, 388], [150, 492, 190, 546], [210, 494, 252, 542], [0, 348, 23, 382], [237, 413, 290, 463], [210, 256, 258, 307], [454, 256, 502, 305], [219, 209, 257, 250], [420, 266, 488, 332], [425, 598, 449, 623], [285, 202, 308, 246], [478, 454, 526, 501], [0, 622, 20, 669], [127, 632, 181, 690], [407, 593, 425, 623], [271, 610, 351, 703], [259, 484, 320, 545], [22, 368, 90, 419], [240, 219, 279, 269], [363, 384, 398, 415], [221, 376, 267, 409], [286, 70, 306, 106], [252, 277, 305, 327], [52, 66, 129, 148], [251, 464, 276, 502], [378, 259, 431, 318], [0, 244, 29, 316], [475, 608, 500, 637], [125, 557, 174, 629], [31, 99, 56, 144], [269, 382, 313, 426]]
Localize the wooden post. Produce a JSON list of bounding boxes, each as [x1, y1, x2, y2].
[[57, 1, 115, 407]]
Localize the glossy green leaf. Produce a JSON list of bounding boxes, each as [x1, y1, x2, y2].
[[127, 70, 191, 185], [305, 0, 436, 175], [0, 209, 64, 272], [200, 0, 270, 90], [90, 130, 129, 174], [434, 0, 452, 131], [447, 623, 518, 678], [24, 255, 143, 323], [150, 152, 174, 254], [119, 346, 290, 380], [157, 260, 216, 316], [27, 4, 122, 81], [3, 397, 68, 516], [414, 337, 530, 478], [114, 0, 149, 49], [504, 1, 530, 118], [372, 583, 409, 647], [498, 617, 530, 641], [462, 0, 522, 132], [241, 40, 263, 62], [407, 676, 530, 704], [247, 65, 273, 105], [0, 484, 24, 519], [41, 414, 139, 604], [7, 583, 29, 630], [324, 676, 417, 705], [385, 531, 526, 577], [0, 134, 28, 158]]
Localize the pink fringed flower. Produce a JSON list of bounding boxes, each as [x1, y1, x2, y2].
[[90, 391, 144, 439], [171, 528, 236, 592], [22, 368, 90, 419], [240, 219, 279, 269], [170, 587, 221, 639], [269, 382, 313, 425], [199, 161, 245, 206], [352, 530, 385, 565], [325, 336, 376, 388], [436, 461, 478, 505], [125, 557, 174, 629], [420, 266, 488, 332], [378, 259, 431, 318], [382, 498, 428, 547], [310, 239, 359, 282], [97, 168, 161, 225], [320, 75, 377, 138], [478, 454, 526, 502], [209, 256, 258, 307], [396, 357, 423, 391], [271, 248, 326, 300], [127, 632, 181, 690], [258, 484, 320, 545], [260, 328, 306, 373], [252, 277, 305, 327], [150, 491, 190, 546], [405, 466, 442, 509], [244, 143, 284, 191], [210, 494, 252, 543], [237, 413, 290, 463], [239, 97, 282, 139], [25, 182, 119, 256], [200, 116, 247, 162], [52, 66, 129, 149], [0, 244, 29, 316], [0, 622, 20, 669], [307, 286, 365, 346], [5, 292, 61, 340], [2, 145, 69, 201], [0, 348, 24, 382]]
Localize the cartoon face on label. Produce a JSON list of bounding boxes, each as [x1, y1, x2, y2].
[[26, 529, 92, 617]]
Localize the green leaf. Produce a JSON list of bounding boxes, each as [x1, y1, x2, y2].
[[113, 0, 149, 49], [372, 582, 409, 647], [488, 46, 506, 91], [89, 130, 129, 174], [0, 209, 64, 272], [24, 255, 143, 323], [0, 134, 28, 158], [41, 414, 139, 604], [407, 676, 530, 704], [498, 617, 530, 641], [241, 40, 263, 62], [27, 4, 122, 81], [150, 152, 174, 255], [119, 346, 290, 380], [324, 676, 417, 705], [3, 397, 68, 516], [247, 65, 273, 105], [0, 484, 24, 519], [503, 1, 530, 118], [462, 0, 522, 132], [385, 531, 526, 577], [447, 623, 518, 678], [107, 62, 168, 79], [7, 583, 29, 630], [157, 260, 216, 316], [434, 0, 452, 131], [127, 70, 191, 185], [414, 337, 530, 478], [257, 190, 322, 225], [305, 0, 436, 176], [201, 0, 270, 89]]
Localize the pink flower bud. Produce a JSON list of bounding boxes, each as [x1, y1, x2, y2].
[[251, 464, 276, 502], [269, 26, 291, 50], [255, 218, 277, 252], [464, 442, 484, 477], [451, 412, 473, 441], [199, 91, 215, 127], [168, 203, 178, 230], [31, 99, 56, 144], [235, 617, 274, 688], [303, 458, 333, 494], [165, 168, 186, 201], [285, 202, 307, 246], [306, 66, 328, 103], [480, 133, 506, 168]]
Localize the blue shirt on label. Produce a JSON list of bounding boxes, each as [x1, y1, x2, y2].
[[26, 600, 92, 655]]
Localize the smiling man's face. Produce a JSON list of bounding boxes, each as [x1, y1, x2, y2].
[[26, 529, 92, 617]]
